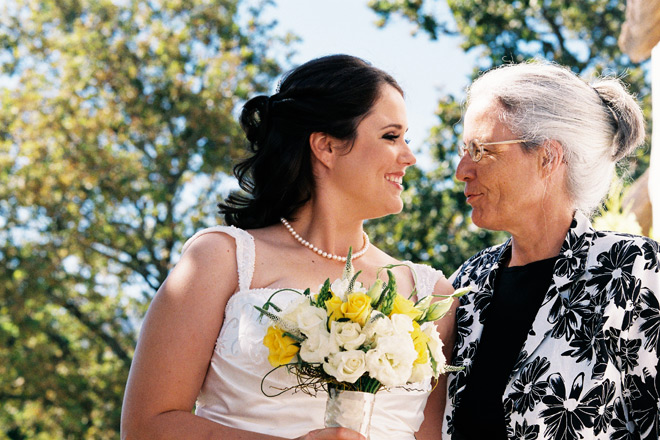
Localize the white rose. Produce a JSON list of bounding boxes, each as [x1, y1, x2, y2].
[[409, 361, 433, 384], [330, 278, 351, 301], [300, 330, 331, 363], [280, 295, 308, 320], [363, 313, 394, 345], [330, 278, 366, 301], [390, 313, 414, 335], [365, 334, 417, 387], [330, 321, 366, 350], [282, 297, 327, 336], [421, 322, 446, 375], [323, 350, 367, 383]]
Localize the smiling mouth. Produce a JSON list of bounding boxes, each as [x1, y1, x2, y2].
[[385, 175, 403, 185], [465, 193, 481, 203]]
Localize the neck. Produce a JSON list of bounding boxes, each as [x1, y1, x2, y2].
[[508, 207, 574, 267], [284, 202, 367, 259]]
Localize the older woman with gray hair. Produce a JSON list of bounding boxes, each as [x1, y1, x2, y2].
[[444, 62, 660, 439]]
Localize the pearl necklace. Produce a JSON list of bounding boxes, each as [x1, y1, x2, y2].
[[280, 218, 370, 262]]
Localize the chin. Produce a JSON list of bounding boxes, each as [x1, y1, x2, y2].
[[469, 212, 490, 229], [365, 203, 403, 220], [388, 201, 405, 216], [471, 216, 506, 232]]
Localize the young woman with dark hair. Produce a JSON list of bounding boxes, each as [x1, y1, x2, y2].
[[121, 55, 456, 440]]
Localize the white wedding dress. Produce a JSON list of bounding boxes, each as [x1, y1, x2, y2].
[[183, 226, 445, 440]]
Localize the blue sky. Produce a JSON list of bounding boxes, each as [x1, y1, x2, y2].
[[262, 0, 477, 168]]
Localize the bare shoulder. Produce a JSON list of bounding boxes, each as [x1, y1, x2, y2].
[[246, 223, 285, 251], [181, 230, 238, 267], [161, 231, 239, 303], [367, 244, 402, 267], [433, 275, 455, 297]]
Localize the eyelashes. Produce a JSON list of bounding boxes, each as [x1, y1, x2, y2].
[[383, 134, 411, 144]]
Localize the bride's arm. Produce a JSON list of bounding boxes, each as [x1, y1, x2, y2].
[[120, 233, 364, 440], [416, 277, 457, 440], [120, 232, 242, 439]]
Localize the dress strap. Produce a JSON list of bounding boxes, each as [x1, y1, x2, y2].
[[403, 261, 445, 299], [181, 225, 256, 292]]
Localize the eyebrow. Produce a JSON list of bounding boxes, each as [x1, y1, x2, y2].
[[380, 123, 407, 131]]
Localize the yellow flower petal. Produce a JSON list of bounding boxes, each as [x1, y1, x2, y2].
[[263, 326, 299, 367], [340, 292, 372, 326], [390, 294, 422, 320]]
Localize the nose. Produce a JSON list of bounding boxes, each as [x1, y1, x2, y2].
[[455, 154, 475, 182], [398, 139, 416, 166]]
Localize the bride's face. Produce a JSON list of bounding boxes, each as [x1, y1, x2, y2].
[[331, 84, 416, 219]]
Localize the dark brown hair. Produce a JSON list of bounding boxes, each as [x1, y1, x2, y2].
[[218, 54, 403, 228]]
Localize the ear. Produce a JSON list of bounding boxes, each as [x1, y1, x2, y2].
[[309, 132, 339, 169], [539, 140, 565, 177]]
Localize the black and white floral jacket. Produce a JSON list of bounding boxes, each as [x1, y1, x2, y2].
[[443, 212, 660, 440]]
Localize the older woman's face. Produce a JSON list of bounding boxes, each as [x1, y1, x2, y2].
[[455, 97, 547, 233]]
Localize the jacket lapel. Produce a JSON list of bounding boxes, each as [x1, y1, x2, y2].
[[507, 212, 595, 379], [450, 240, 511, 402]]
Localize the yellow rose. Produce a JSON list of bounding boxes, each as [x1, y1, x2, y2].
[[411, 321, 430, 365], [340, 292, 372, 325], [325, 294, 345, 323], [263, 326, 299, 367], [390, 294, 422, 321]]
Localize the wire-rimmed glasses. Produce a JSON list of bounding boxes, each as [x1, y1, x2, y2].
[[459, 139, 528, 162]]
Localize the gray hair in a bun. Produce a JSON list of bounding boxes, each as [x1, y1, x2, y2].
[[591, 79, 645, 161], [466, 61, 645, 216]]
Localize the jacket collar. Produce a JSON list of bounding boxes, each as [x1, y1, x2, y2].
[[508, 211, 595, 375], [458, 211, 595, 379]]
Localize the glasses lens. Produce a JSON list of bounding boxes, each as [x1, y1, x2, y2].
[[459, 142, 470, 158], [468, 139, 482, 162]]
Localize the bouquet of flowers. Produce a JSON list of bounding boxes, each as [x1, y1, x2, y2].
[[256, 250, 467, 435]]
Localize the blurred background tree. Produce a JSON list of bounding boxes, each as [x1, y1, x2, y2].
[[0, 0, 652, 437], [0, 0, 287, 437], [366, 0, 652, 274]]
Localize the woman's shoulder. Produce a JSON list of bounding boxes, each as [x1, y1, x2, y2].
[[152, 228, 241, 312], [176, 229, 239, 278], [591, 228, 659, 249], [590, 230, 660, 279], [176, 227, 249, 285], [180, 225, 269, 291], [590, 230, 659, 261], [458, 241, 508, 270], [405, 260, 444, 278], [368, 245, 450, 287], [448, 241, 509, 288], [399, 261, 451, 298], [181, 225, 254, 256]]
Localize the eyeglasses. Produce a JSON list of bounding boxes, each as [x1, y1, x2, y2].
[[459, 139, 528, 163]]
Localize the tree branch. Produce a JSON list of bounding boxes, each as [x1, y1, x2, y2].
[[539, 6, 581, 67], [59, 298, 132, 367]]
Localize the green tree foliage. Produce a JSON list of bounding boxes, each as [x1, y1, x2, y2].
[[366, 0, 652, 274], [0, 0, 285, 437]]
